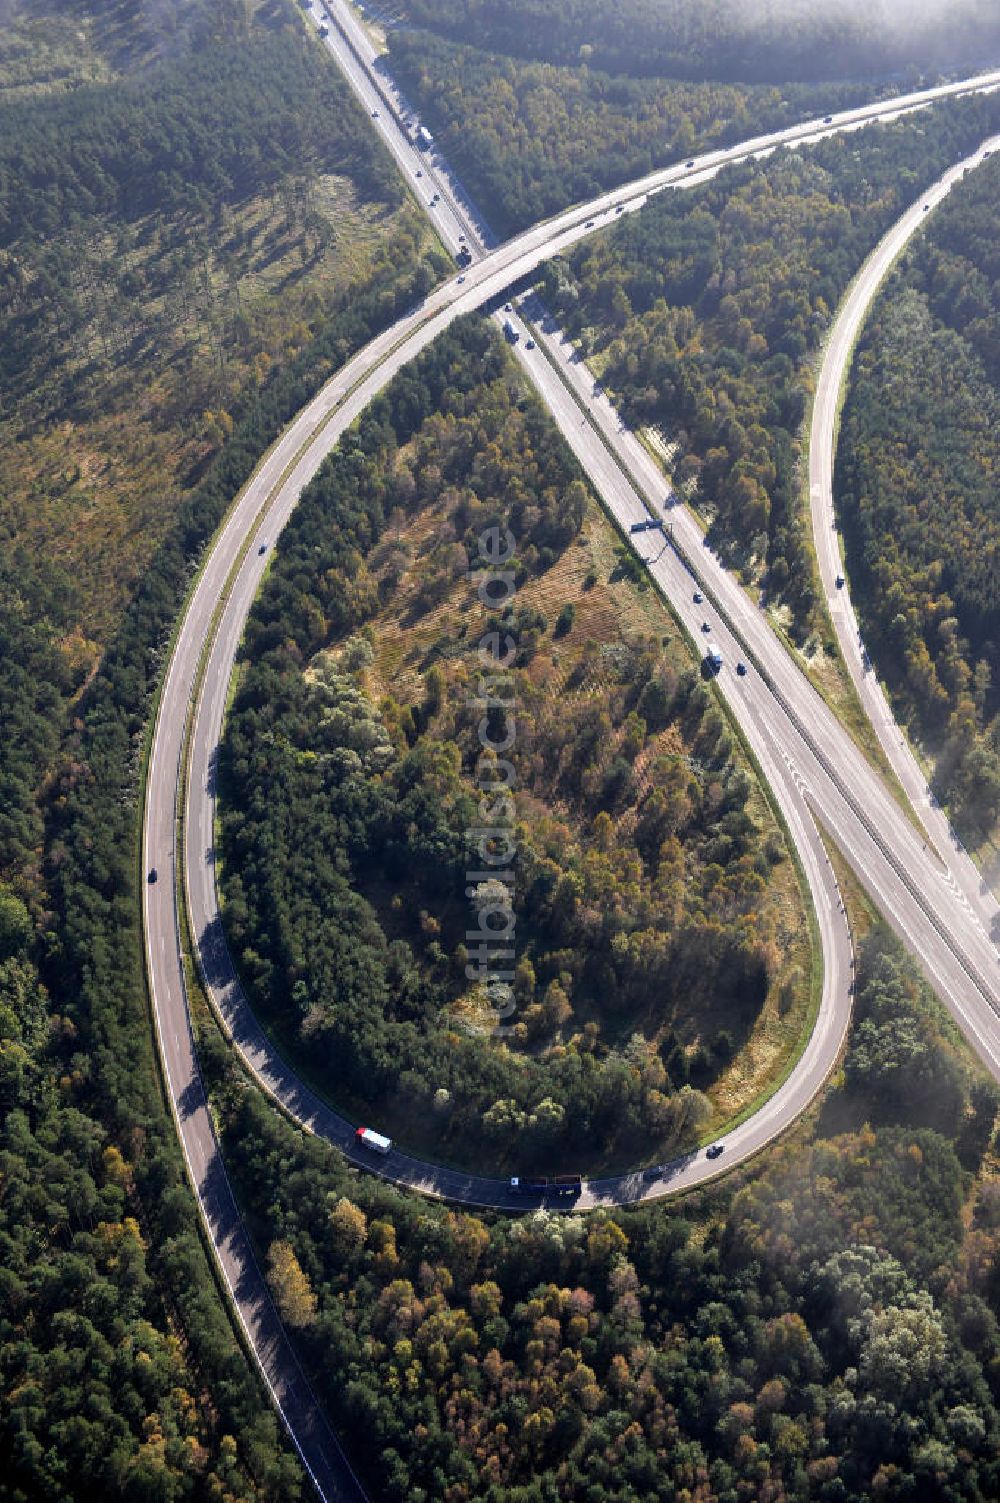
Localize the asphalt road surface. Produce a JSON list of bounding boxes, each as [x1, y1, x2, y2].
[[142, 47, 1000, 1502], [808, 134, 1000, 939]]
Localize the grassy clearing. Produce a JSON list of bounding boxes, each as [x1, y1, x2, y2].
[[0, 185, 433, 659]]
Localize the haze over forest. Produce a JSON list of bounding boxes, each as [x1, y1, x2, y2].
[[396, 0, 1000, 80]]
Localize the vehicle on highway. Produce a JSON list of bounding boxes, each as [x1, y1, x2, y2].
[[615, 203, 624, 213], [415, 168, 423, 177], [736, 661, 748, 676], [525, 338, 535, 349], [705, 642, 723, 672], [148, 867, 158, 883], [457, 274, 465, 283], [685, 159, 695, 167], [701, 620, 711, 632], [706, 1144, 724, 1160], [923, 203, 929, 211], [823, 115, 833, 123], [585, 219, 594, 227], [504, 302, 513, 312], [503, 319, 519, 343], [693, 589, 703, 603], [258, 543, 267, 555], [510, 1174, 582, 1197], [372, 109, 379, 117], [835, 573, 844, 588], [416, 125, 434, 149], [355, 1126, 392, 1155]]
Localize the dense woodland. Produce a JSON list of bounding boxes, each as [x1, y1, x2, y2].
[[3, 0, 1000, 1495], [0, 242, 455, 1496], [0, 553, 308, 1496], [392, 0, 1000, 84], [538, 96, 1000, 641], [218, 316, 809, 1170], [835, 158, 1000, 841], [0, 0, 448, 1493], [388, 31, 874, 237], [200, 918, 1000, 1502]]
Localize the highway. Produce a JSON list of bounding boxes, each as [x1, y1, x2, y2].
[[808, 135, 1000, 936], [514, 286, 1000, 1078], [141, 37, 1000, 1502]]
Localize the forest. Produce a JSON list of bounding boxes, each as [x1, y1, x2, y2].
[[0, 226, 447, 1501], [3, 0, 999, 1492], [391, 0, 1000, 84], [0, 0, 448, 1493], [218, 315, 811, 1171], [200, 909, 1000, 1502], [388, 29, 874, 237], [0, 0, 440, 646], [537, 94, 1000, 643], [835, 157, 1000, 842]]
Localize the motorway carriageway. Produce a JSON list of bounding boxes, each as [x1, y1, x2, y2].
[[143, 45, 1000, 1501]]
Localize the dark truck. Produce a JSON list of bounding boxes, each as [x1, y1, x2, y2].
[[502, 318, 519, 344], [510, 1174, 582, 1198]]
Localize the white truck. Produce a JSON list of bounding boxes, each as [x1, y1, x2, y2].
[[705, 642, 723, 672], [416, 126, 434, 150], [355, 1126, 392, 1155]]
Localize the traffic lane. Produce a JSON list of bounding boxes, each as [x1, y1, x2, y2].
[[517, 298, 1000, 1070], [144, 871, 364, 1501], [180, 301, 849, 1211], [323, 0, 486, 254], [538, 295, 1000, 977], [808, 133, 1000, 912]]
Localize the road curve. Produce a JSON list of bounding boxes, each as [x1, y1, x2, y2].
[[518, 287, 1000, 1081], [142, 65, 1000, 1503], [809, 134, 1000, 935], [183, 306, 854, 1211]]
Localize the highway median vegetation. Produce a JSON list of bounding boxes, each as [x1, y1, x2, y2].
[[835, 155, 1000, 849], [534, 95, 1000, 647], [217, 315, 813, 1173]]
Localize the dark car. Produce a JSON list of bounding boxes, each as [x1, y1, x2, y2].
[[258, 543, 267, 555], [823, 115, 833, 124], [706, 1143, 724, 1160], [525, 338, 535, 349], [736, 662, 747, 677], [701, 620, 711, 633], [693, 590, 703, 604], [148, 868, 158, 884], [685, 159, 695, 168], [415, 169, 423, 177], [835, 573, 844, 588], [586, 219, 594, 228]]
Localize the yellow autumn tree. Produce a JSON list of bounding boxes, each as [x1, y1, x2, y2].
[[267, 1240, 317, 1328]]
